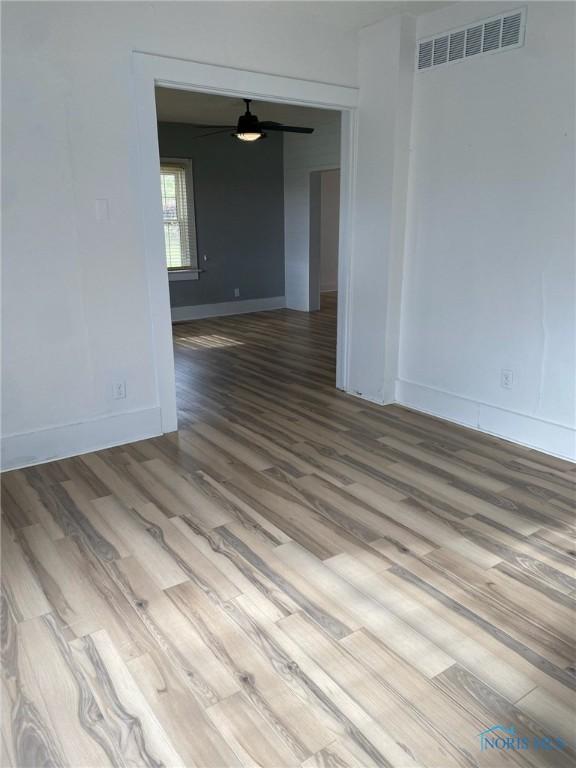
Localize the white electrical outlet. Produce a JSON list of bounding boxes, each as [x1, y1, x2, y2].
[[501, 369, 514, 389], [234, 288, 240, 298], [112, 381, 127, 400]]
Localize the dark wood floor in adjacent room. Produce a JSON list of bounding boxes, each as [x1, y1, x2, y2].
[[2, 292, 575, 767]]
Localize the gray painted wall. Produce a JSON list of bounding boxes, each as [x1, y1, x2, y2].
[[157, 122, 285, 308]]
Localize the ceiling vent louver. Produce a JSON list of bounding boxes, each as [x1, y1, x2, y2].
[[417, 8, 526, 71], [483, 18, 502, 51], [418, 40, 433, 69], [448, 30, 465, 61], [465, 25, 483, 56], [502, 12, 522, 46], [433, 36, 449, 65]]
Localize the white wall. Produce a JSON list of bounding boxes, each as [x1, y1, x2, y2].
[[347, 13, 416, 404], [284, 118, 341, 310], [320, 169, 340, 293], [1, 1, 357, 469], [398, 1, 576, 459]]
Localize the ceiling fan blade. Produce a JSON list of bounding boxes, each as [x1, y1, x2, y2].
[[189, 127, 235, 140], [259, 122, 314, 134]]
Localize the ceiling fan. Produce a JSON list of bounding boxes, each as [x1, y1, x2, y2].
[[191, 99, 314, 142]]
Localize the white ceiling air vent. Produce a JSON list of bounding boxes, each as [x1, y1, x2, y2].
[[417, 8, 526, 71]]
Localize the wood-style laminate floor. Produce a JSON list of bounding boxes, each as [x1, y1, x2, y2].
[[2, 293, 575, 767]]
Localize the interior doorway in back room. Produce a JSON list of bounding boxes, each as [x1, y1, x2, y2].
[[309, 168, 340, 312]]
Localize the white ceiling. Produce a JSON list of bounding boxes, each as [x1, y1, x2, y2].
[[155, 89, 340, 127]]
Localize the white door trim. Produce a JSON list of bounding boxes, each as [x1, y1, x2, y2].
[[336, 110, 357, 392], [132, 51, 359, 431]]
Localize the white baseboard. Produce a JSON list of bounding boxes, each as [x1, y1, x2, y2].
[[4, 377, 572, 472], [1, 407, 162, 472], [172, 296, 286, 322], [344, 388, 385, 406], [395, 379, 576, 462]]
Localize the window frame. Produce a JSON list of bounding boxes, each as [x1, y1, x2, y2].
[[160, 158, 200, 280]]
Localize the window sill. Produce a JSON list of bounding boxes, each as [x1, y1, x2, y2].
[[168, 269, 201, 282]]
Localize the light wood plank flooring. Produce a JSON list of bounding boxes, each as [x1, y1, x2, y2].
[[2, 293, 575, 767]]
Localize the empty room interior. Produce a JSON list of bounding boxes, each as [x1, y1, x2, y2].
[[1, 2, 575, 767]]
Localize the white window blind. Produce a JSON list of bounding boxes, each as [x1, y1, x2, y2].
[[160, 162, 198, 270]]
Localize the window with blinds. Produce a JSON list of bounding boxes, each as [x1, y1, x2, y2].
[[160, 162, 198, 271]]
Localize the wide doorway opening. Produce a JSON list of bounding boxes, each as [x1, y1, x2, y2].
[[133, 52, 358, 434], [152, 86, 344, 423]]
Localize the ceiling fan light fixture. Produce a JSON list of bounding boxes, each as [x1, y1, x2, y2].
[[235, 131, 264, 142], [233, 99, 267, 142]]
